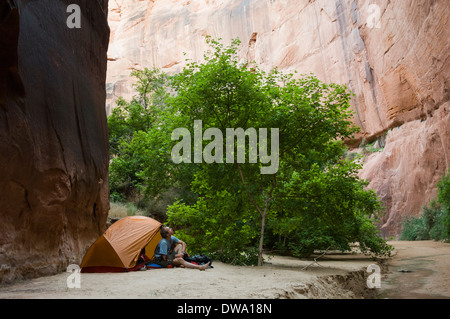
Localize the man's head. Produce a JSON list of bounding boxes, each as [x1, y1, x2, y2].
[[160, 226, 174, 239]]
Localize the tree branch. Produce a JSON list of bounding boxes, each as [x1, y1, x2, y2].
[[301, 246, 331, 270]]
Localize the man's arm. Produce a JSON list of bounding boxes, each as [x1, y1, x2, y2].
[[158, 239, 169, 261]]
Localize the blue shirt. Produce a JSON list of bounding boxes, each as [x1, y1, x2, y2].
[[154, 236, 179, 258]]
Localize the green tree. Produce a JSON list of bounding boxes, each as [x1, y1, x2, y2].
[[108, 67, 200, 209], [108, 68, 169, 157], [165, 37, 391, 265], [107, 38, 392, 264]]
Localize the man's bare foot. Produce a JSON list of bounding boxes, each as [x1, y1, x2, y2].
[[199, 262, 210, 271]]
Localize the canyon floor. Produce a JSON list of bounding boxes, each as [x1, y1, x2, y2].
[[0, 241, 448, 299]]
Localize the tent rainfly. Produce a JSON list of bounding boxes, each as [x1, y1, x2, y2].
[[80, 216, 162, 273]]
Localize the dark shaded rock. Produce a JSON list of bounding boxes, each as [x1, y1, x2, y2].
[[0, 0, 110, 283]]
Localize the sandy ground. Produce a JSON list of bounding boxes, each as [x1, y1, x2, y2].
[[378, 241, 450, 299], [0, 241, 448, 299]]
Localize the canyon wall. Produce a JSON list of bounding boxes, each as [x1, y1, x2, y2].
[[0, 0, 110, 283], [106, 0, 449, 238]]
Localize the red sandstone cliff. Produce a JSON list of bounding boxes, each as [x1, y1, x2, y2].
[[106, 0, 449, 237], [0, 0, 110, 283]]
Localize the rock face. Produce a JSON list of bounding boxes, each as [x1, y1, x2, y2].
[[106, 0, 449, 237], [0, 0, 110, 283], [360, 104, 449, 237]]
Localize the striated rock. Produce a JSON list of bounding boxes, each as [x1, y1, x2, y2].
[[360, 103, 449, 238], [0, 0, 110, 283], [105, 0, 449, 237], [106, 0, 449, 136]]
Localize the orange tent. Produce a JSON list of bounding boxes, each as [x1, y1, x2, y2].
[[80, 216, 162, 273]]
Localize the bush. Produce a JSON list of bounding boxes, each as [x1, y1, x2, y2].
[[359, 138, 382, 157], [422, 200, 446, 240], [399, 215, 429, 241], [167, 193, 260, 266], [210, 247, 260, 266], [400, 170, 450, 241], [437, 171, 450, 237], [109, 202, 146, 218]]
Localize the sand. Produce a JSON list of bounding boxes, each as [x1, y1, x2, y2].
[[378, 241, 450, 299], [0, 241, 448, 299]]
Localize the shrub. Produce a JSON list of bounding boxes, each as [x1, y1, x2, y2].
[[399, 215, 429, 241], [210, 247, 260, 266], [400, 171, 450, 241], [109, 202, 146, 218], [437, 171, 450, 238], [422, 200, 447, 240]]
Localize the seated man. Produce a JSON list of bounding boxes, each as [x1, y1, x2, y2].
[[153, 226, 210, 271]]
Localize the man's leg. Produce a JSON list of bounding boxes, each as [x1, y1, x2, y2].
[[172, 257, 210, 270], [174, 244, 184, 256], [168, 245, 186, 267]]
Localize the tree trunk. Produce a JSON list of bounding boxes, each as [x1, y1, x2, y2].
[[236, 163, 275, 267], [258, 212, 266, 266]]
